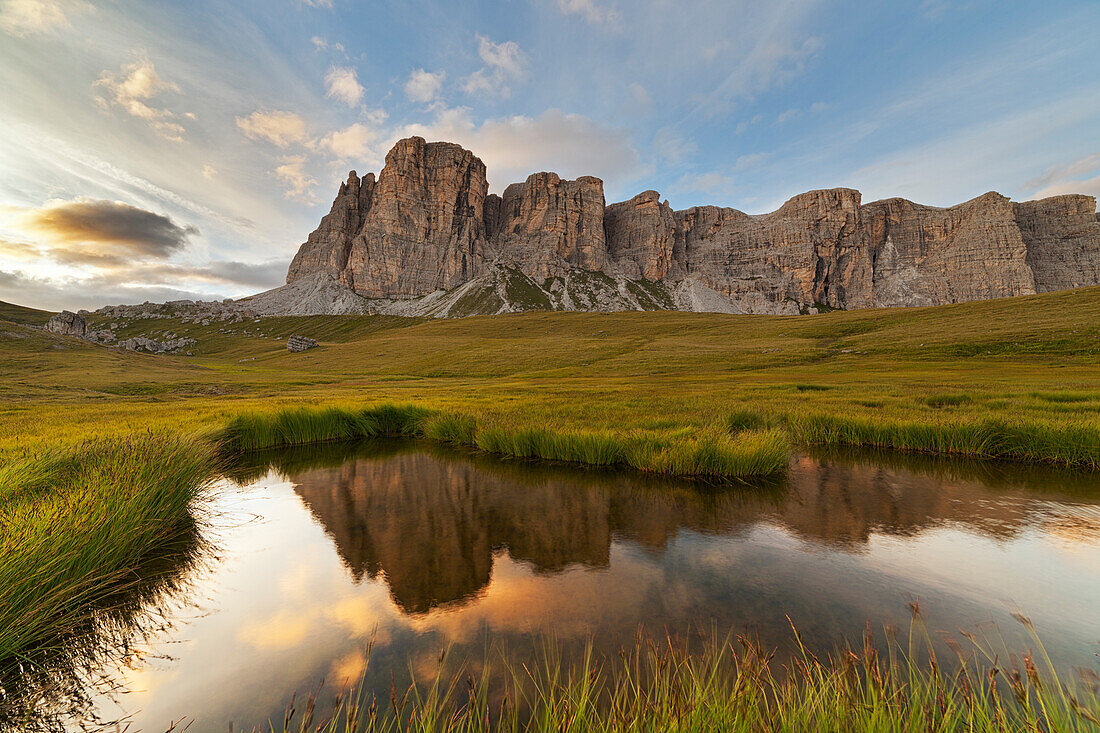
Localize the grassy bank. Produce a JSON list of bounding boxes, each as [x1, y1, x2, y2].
[[3, 287, 1100, 470], [214, 404, 790, 479], [253, 622, 1100, 733], [0, 437, 214, 667]]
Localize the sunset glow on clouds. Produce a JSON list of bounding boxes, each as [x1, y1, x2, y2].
[[0, 0, 1097, 310]]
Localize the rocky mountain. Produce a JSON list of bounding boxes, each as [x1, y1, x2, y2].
[[282, 137, 1100, 317]]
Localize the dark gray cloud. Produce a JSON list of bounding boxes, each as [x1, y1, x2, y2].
[[17, 198, 198, 262], [0, 268, 220, 311], [0, 256, 289, 312]]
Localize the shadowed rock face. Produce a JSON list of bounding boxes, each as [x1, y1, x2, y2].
[[285, 137, 1100, 315], [863, 192, 1036, 307], [1014, 195, 1100, 292]]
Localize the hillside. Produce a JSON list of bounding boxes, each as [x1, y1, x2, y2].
[[2, 286, 1098, 457], [0, 299, 52, 326]]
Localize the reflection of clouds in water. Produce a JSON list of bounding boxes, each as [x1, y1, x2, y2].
[[73, 444, 1100, 731]]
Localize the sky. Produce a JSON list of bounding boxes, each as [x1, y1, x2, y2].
[[0, 0, 1098, 312]]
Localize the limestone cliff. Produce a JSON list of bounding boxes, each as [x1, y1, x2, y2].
[[1014, 195, 1100, 292], [863, 192, 1036, 307], [284, 136, 1100, 317]]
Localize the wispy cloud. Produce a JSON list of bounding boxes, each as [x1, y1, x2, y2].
[[557, 0, 620, 25], [462, 36, 527, 99], [405, 69, 445, 104], [94, 56, 191, 142], [273, 155, 317, 202], [0, 0, 91, 38], [1024, 153, 1100, 200], [236, 109, 312, 148], [324, 65, 364, 107]]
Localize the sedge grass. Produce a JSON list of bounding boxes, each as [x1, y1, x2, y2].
[[216, 405, 789, 479], [781, 411, 1100, 469], [246, 618, 1100, 733], [0, 436, 214, 668]]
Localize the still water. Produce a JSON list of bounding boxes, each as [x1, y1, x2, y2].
[[56, 442, 1100, 730]]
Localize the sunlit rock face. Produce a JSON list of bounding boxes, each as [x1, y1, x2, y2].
[[284, 137, 1100, 316]]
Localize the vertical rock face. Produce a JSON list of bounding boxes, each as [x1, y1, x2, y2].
[[604, 190, 679, 280], [287, 171, 374, 285], [491, 173, 609, 279], [283, 137, 1100, 316], [863, 192, 1036, 308], [343, 137, 490, 297], [670, 188, 871, 311], [1014, 195, 1100, 292]]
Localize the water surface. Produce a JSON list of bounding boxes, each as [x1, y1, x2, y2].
[[63, 442, 1100, 730]]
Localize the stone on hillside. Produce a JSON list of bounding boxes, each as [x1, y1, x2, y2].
[[287, 335, 318, 352], [46, 310, 86, 338]]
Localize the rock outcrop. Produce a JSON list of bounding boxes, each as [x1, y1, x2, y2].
[[282, 136, 1100, 317], [291, 137, 490, 299], [46, 310, 86, 338], [863, 193, 1035, 307], [491, 173, 610, 279], [1014, 195, 1100, 292]]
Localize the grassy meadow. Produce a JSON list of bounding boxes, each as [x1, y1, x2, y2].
[[2, 287, 1100, 729]]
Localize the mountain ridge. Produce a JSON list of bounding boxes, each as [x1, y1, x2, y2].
[[285, 136, 1100, 317]]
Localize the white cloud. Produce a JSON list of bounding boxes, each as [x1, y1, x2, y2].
[[0, 0, 90, 37], [405, 68, 445, 104], [201, 164, 217, 180], [324, 65, 363, 107], [320, 122, 381, 162], [236, 109, 312, 148], [776, 108, 800, 124], [695, 35, 823, 115], [310, 35, 344, 53], [273, 155, 316, 201], [462, 36, 527, 99], [300, 0, 333, 7], [1024, 153, 1100, 200], [557, 0, 620, 25], [397, 107, 641, 193], [94, 56, 189, 142]]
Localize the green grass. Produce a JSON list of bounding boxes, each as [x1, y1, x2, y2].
[[248, 618, 1100, 733], [0, 436, 214, 668], [781, 411, 1100, 469], [0, 300, 52, 326]]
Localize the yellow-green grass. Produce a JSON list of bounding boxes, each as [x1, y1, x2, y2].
[[2, 286, 1100, 468], [251, 620, 1099, 733], [0, 299, 51, 326], [2, 288, 1100, 727]]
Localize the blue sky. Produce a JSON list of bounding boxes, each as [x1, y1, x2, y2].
[[0, 0, 1097, 310]]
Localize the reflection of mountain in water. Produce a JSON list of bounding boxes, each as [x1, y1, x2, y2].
[[283, 443, 1099, 615]]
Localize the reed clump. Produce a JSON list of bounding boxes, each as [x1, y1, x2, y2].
[[773, 411, 1100, 469]]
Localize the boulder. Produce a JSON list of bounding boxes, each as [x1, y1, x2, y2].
[[287, 335, 318, 352], [46, 310, 87, 338]]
